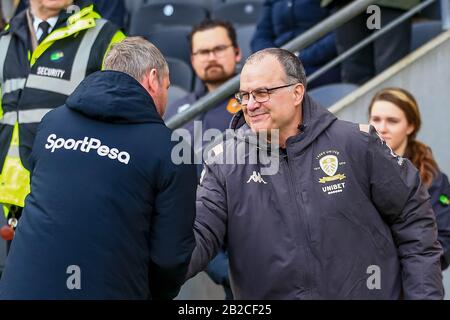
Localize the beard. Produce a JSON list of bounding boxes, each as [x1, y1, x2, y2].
[[201, 64, 233, 85]]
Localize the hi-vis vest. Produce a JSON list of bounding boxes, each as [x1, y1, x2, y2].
[[0, 5, 125, 212]]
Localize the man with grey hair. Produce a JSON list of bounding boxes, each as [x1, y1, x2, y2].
[[0, 37, 197, 299], [188, 47, 444, 299], [0, 0, 125, 248]]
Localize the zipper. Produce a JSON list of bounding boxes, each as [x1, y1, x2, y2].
[[283, 153, 314, 296]]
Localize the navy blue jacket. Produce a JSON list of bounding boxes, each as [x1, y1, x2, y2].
[[429, 171, 450, 270], [251, 0, 340, 86], [0, 71, 197, 300], [188, 95, 443, 299]]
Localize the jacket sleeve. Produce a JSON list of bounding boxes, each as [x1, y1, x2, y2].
[[251, 0, 277, 52], [187, 162, 228, 279], [206, 249, 230, 286], [367, 127, 444, 299], [149, 154, 197, 300], [428, 171, 450, 270]]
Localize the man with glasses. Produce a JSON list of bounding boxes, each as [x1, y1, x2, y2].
[[164, 19, 242, 139], [187, 47, 444, 299]]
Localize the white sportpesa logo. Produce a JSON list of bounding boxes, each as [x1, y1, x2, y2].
[[45, 134, 130, 165]]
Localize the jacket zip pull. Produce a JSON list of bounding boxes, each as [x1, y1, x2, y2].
[[0, 207, 18, 240], [8, 206, 19, 230]]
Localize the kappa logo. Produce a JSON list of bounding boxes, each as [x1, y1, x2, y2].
[[247, 171, 267, 184]]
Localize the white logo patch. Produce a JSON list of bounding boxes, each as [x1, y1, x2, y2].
[[320, 155, 338, 177], [315, 150, 347, 195], [36, 67, 66, 79], [45, 134, 131, 165], [247, 171, 267, 184]]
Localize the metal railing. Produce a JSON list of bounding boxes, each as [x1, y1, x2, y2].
[[166, 0, 441, 129], [309, 0, 439, 83], [166, 0, 379, 129], [443, 0, 450, 29]]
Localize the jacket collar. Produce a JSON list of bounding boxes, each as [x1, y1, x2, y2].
[[66, 71, 165, 125]]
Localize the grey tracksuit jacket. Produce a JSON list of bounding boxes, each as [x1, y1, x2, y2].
[[188, 94, 444, 300]]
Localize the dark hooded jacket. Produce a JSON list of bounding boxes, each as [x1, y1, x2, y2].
[[0, 71, 197, 300], [429, 171, 450, 270], [188, 94, 444, 300]]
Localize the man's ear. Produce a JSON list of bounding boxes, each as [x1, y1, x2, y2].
[[235, 46, 242, 63], [147, 69, 159, 95], [294, 83, 305, 106]]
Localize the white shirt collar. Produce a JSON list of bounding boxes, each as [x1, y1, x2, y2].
[[32, 15, 59, 36]]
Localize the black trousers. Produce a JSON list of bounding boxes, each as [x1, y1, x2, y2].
[[331, 4, 412, 84]]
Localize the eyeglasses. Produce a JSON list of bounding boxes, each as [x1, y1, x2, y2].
[[235, 83, 299, 106], [192, 44, 233, 60]]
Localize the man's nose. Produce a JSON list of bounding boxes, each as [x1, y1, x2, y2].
[[246, 94, 259, 111], [206, 51, 218, 61]]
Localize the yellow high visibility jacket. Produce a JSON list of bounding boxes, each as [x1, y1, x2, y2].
[[0, 5, 125, 213]]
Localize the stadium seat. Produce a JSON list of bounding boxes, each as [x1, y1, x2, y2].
[[167, 57, 194, 92], [421, 1, 441, 20], [146, 0, 218, 11], [212, 1, 263, 25], [224, 0, 265, 3], [308, 83, 359, 108], [144, 26, 192, 66], [129, 3, 209, 35], [411, 20, 443, 51], [236, 24, 256, 61], [167, 86, 189, 108]]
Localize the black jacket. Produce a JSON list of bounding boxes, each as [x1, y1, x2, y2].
[[0, 71, 197, 299], [429, 171, 450, 269], [189, 95, 444, 299]]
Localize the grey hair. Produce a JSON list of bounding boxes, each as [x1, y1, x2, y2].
[[103, 37, 169, 83], [245, 48, 307, 89]]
